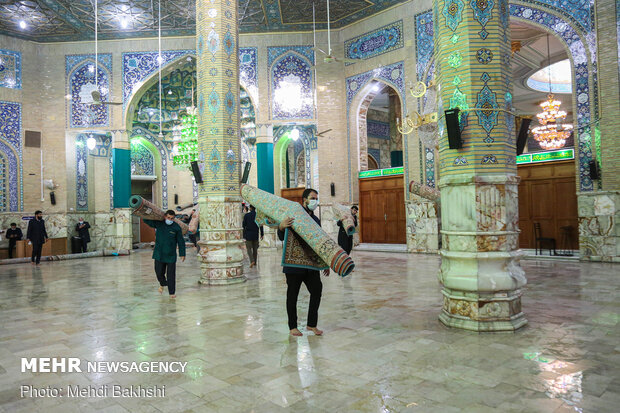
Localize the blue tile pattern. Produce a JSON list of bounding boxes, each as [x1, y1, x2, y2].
[[123, 50, 196, 104], [367, 120, 390, 139], [344, 20, 404, 64], [0, 100, 21, 211], [131, 127, 169, 208], [0, 49, 21, 89], [0, 139, 18, 212], [75, 135, 88, 211], [239, 47, 258, 91], [270, 47, 314, 120], [67, 56, 112, 128], [131, 140, 155, 176], [415, 10, 434, 82], [424, 147, 435, 187], [368, 148, 381, 168], [0, 153, 6, 211]]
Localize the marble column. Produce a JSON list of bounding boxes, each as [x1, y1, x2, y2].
[[111, 130, 132, 250], [196, 0, 245, 284], [388, 91, 403, 167], [433, 0, 526, 331]]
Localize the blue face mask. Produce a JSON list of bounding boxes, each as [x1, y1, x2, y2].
[[165, 219, 173, 225]]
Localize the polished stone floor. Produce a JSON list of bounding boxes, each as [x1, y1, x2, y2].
[[0, 248, 618, 412]]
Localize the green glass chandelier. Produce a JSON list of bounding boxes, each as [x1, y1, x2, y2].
[[172, 108, 198, 169]]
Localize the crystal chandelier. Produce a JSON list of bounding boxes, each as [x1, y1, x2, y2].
[[531, 34, 573, 151], [172, 106, 198, 169], [532, 94, 573, 150]]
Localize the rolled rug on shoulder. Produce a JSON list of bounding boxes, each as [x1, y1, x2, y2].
[[129, 195, 189, 234], [241, 184, 354, 277], [333, 204, 356, 236], [409, 181, 441, 204]]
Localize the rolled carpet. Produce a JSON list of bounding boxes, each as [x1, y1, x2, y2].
[[240, 184, 354, 277], [332, 204, 356, 236], [129, 195, 189, 234], [409, 181, 441, 204]]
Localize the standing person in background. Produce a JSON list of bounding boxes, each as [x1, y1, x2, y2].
[[75, 217, 91, 253], [337, 206, 358, 255], [5, 223, 23, 258], [143, 210, 186, 299], [242, 205, 263, 267], [188, 209, 200, 253], [27, 211, 48, 265], [277, 188, 330, 337]]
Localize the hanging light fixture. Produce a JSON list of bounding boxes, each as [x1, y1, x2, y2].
[[531, 35, 573, 150]]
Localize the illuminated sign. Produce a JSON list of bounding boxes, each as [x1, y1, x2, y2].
[[516, 148, 574, 165], [359, 166, 404, 178]]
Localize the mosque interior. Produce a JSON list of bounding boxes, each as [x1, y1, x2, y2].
[[0, 0, 618, 411]]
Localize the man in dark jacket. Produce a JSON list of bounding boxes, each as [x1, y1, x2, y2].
[[337, 205, 358, 255], [242, 205, 264, 267], [76, 217, 91, 252], [144, 210, 186, 298], [278, 188, 329, 337], [5, 222, 23, 258], [27, 211, 48, 265]]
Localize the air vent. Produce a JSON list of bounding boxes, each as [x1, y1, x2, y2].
[[25, 131, 41, 148]]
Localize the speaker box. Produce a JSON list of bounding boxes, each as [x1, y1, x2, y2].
[[50, 191, 56, 205], [444, 109, 462, 149], [190, 161, 203, 184], [174, 194, 179, 205], [25, 130, 41, 148], [330, 183, 335, 197], [516, 118, 532, 156], [589, 160, 600, 180], [241, 162, 251, 184]]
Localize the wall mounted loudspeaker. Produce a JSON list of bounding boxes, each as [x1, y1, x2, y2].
[[174, 194, 179, 205], [330, 183, 335, 196], [589, 160, 600, 180], [241, 162, 252, 184], [50, 191, 56, 205], [444, 109, 462, 149], [190, 161, 203, 184], [516, 118, 532, 156]]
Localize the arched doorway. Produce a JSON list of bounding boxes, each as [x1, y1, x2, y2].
[[129, 135, 161, 243], [273, 126, 312, 203]]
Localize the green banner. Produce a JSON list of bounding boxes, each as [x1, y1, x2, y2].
[[359, 166, 404, 178], [516, 149, 574, 165]]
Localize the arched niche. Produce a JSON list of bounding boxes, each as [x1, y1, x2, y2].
[[67, 60, 111, 128], [273, 126, 313, 194], [0, 139, 19, 212]]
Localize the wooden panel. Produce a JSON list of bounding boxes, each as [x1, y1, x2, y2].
[[517, 161, 578, 250], [281, 188, 305, 205], [139, 219, 156, 243], [359, 175, 406, 244]]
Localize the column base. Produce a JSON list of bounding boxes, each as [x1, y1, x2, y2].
[[197, 240, 246, 285], [439, 287, 527, 332], [113, 208, 133, 251]]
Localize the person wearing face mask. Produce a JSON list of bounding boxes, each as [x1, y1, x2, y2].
[[143, 210, 186, 298], [75, 217, 91, 253], [27, 211, 48, 265], [277, 188, 330, 337]]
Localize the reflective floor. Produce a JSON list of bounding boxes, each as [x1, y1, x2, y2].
[[0, 249, 618, 412]]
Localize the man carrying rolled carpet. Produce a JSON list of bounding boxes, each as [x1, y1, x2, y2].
[[144, 210, 186, 299], [278, 188, 330, 336]]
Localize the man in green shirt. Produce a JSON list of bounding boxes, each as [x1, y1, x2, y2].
[[144, 210, 186, 298]]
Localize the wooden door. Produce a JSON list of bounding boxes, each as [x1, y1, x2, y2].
[[139, 219, 156, 243], [281, 187, 305, 205], [359, 175, 406, 244], [517, 160, 578, 249]]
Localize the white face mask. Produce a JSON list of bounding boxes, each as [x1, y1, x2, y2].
[[79, 220, 84, 224], [165, 219, 173, 225], [307, 199, 319, 211]]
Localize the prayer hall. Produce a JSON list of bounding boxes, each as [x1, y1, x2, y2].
[[0, 0, 618, 411]]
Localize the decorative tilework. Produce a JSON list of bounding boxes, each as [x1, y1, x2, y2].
[[443, 0, 465, 32], [415, 10, 434, 82], [131, 140, 155, 176], [0, 152, 6, 211], [344, 20, 404, 64], [368, 148, 381, 168], [425, 148, 436, 187], [470, 0, 495, 39], [75, 135, 88, 211], [267, 46, 314, 67], [367, 120, 390, 139], [476, 73, 499, 138], [270, 48, 314, 119], [67, 54, 112, 128], [273, 125, 313, 186], [0, 100, 21, 211], [239, 47, 258, 96], [527, 0, 594, 33], [131, 127, 169, 208], [122, 50, 196, 104], [0, 49, 21, 89]]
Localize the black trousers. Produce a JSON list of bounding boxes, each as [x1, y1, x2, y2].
[[31, 242, 43, 264], [81, 239, 89, 253], [155, 260, 177, 295], [245, 240, 259, 264], [8, 239, 16, 258], [285, 271, 322, 330]]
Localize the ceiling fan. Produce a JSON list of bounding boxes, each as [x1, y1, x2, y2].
[[90, 0, 122, 106], [312, 0, 356, 65]]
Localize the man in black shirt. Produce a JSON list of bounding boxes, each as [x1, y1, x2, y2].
[[76, 217, 91, 252], [337, 205, 358, 255], [242, 205, 264, 267], [5, 223, 23, 258], [27, 211, 48, 265], [277, 188, 329, 336]]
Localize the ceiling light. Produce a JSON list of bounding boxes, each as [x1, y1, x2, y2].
[[291, 128, 300, 141], [167, 90, 173, 95], [120, 17, 129, 29], [19, 21, 27, 29], [88, 65, 95, 73], [86, 136, 97, 150], [372, 84, 380, 92], [65, 94, 72, 100]]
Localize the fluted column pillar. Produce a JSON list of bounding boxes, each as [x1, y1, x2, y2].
[[196, 0, 245, 284], [434, 0, 526, 330]]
